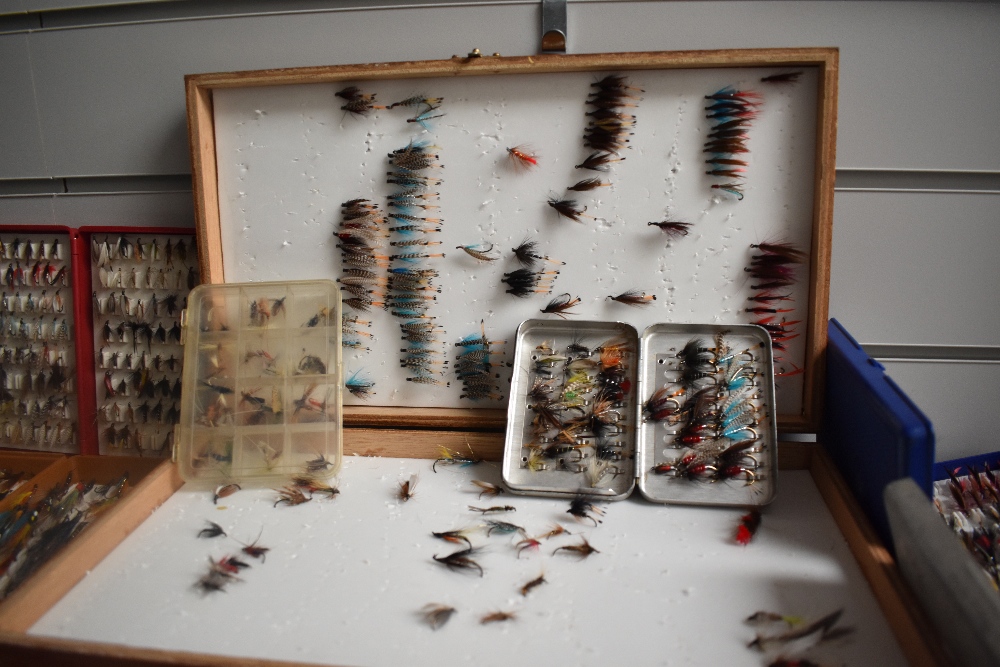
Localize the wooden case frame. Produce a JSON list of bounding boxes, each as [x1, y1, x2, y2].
[[185, 48, 837, 436]]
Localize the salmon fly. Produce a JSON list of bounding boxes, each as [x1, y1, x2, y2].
[[761, 71, 802, 84], [238, 530, 271, 561], [647, 220, 692, 239], [520, 572, 546, 595], [485, 520, 525, 537], [433, 445, 482, 472], [305, 454, 334, 473], [553, 536, 599, 558], [541, 294, 581, 318], [198, 521, 226, 538], [292, 475, 340, 499], [397, 474, 418, 502], [711, 183, 745, 200], [345, 370, 375, 399], [607, 290, 656, 307], [336, 85, 386, 117], [432, 529, 473, 549], [567, 497, 605, 526], [389, 94, 443, 110], [547, 198, 590, 223], [274, 486, 311, 507], [470, 480, 503, 499], [213, 483, 241, 505], [421, 603, 456, 630], [736, 508, 762, 545], [747, 609, 852, 652], [539, 524, 571, 540], [456, 243, 500, 262], [468, 505, 515, 515], [480, 610, 516, 624], [502, 268, 559, 298], [516, 538, 541, 558], [745, 611, 804, 627], [433, 546, 483, 577], [506, 145, 538, 171], [567, 177, 609, 191], [407, 106, 445, 129], [511, 238, 564, 268]]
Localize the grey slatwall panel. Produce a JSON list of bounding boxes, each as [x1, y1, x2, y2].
[[0, 191, 194, 226], [5, 1, 999, 177], [0, 33, 49, 179], [878, 360, 999, 462], [830, 191, 1000, 348]]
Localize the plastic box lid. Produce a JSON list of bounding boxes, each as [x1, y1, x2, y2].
[[822, 318, 934, 549], [175, 280, 343, 483]]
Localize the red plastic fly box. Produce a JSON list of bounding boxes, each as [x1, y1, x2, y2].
[[0, 49, 947, 667]]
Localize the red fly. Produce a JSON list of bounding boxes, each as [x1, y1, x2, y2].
[[736, 509, 762, 545], [239, 529, 271, 561], [506, 145, 538, 171]]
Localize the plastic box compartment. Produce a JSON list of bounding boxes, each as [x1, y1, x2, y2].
[[175, 280, 344, 483]]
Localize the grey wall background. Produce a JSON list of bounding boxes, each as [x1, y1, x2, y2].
[[1, 0, 997, 461]]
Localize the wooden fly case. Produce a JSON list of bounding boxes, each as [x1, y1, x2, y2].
[[78, 227, 200, 458], [0, 227, 80, 454], [186, 48, 837, 440], [0, 455, 180, 633]]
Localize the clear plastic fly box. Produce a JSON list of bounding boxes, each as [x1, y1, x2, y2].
[[503, 320, 777, 507], [174, 280, 343, 483]]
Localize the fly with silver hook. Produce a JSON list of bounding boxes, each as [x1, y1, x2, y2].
[[456, 242, 500, 262], [433, 445, 482, 472]]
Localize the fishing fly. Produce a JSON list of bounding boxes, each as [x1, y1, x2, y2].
[[420, 603, 456, 630], [541, 294, 581, 318], [397, 473, 418, 502], [506, 145, 538, 171], [547, 198, 591, 223], [553, 536, 599, 558], [433, 547, 484, 577], [198, 521, 226, 538], [607, 290, 656, 307]]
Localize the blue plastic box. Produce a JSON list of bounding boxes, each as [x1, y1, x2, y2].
[[821, 318, 935, 549]]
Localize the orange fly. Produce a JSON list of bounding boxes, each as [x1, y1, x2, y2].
[[506, 145, 538, 171]]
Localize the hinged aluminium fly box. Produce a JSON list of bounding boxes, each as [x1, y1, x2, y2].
[[503, 319, 777, 506]]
